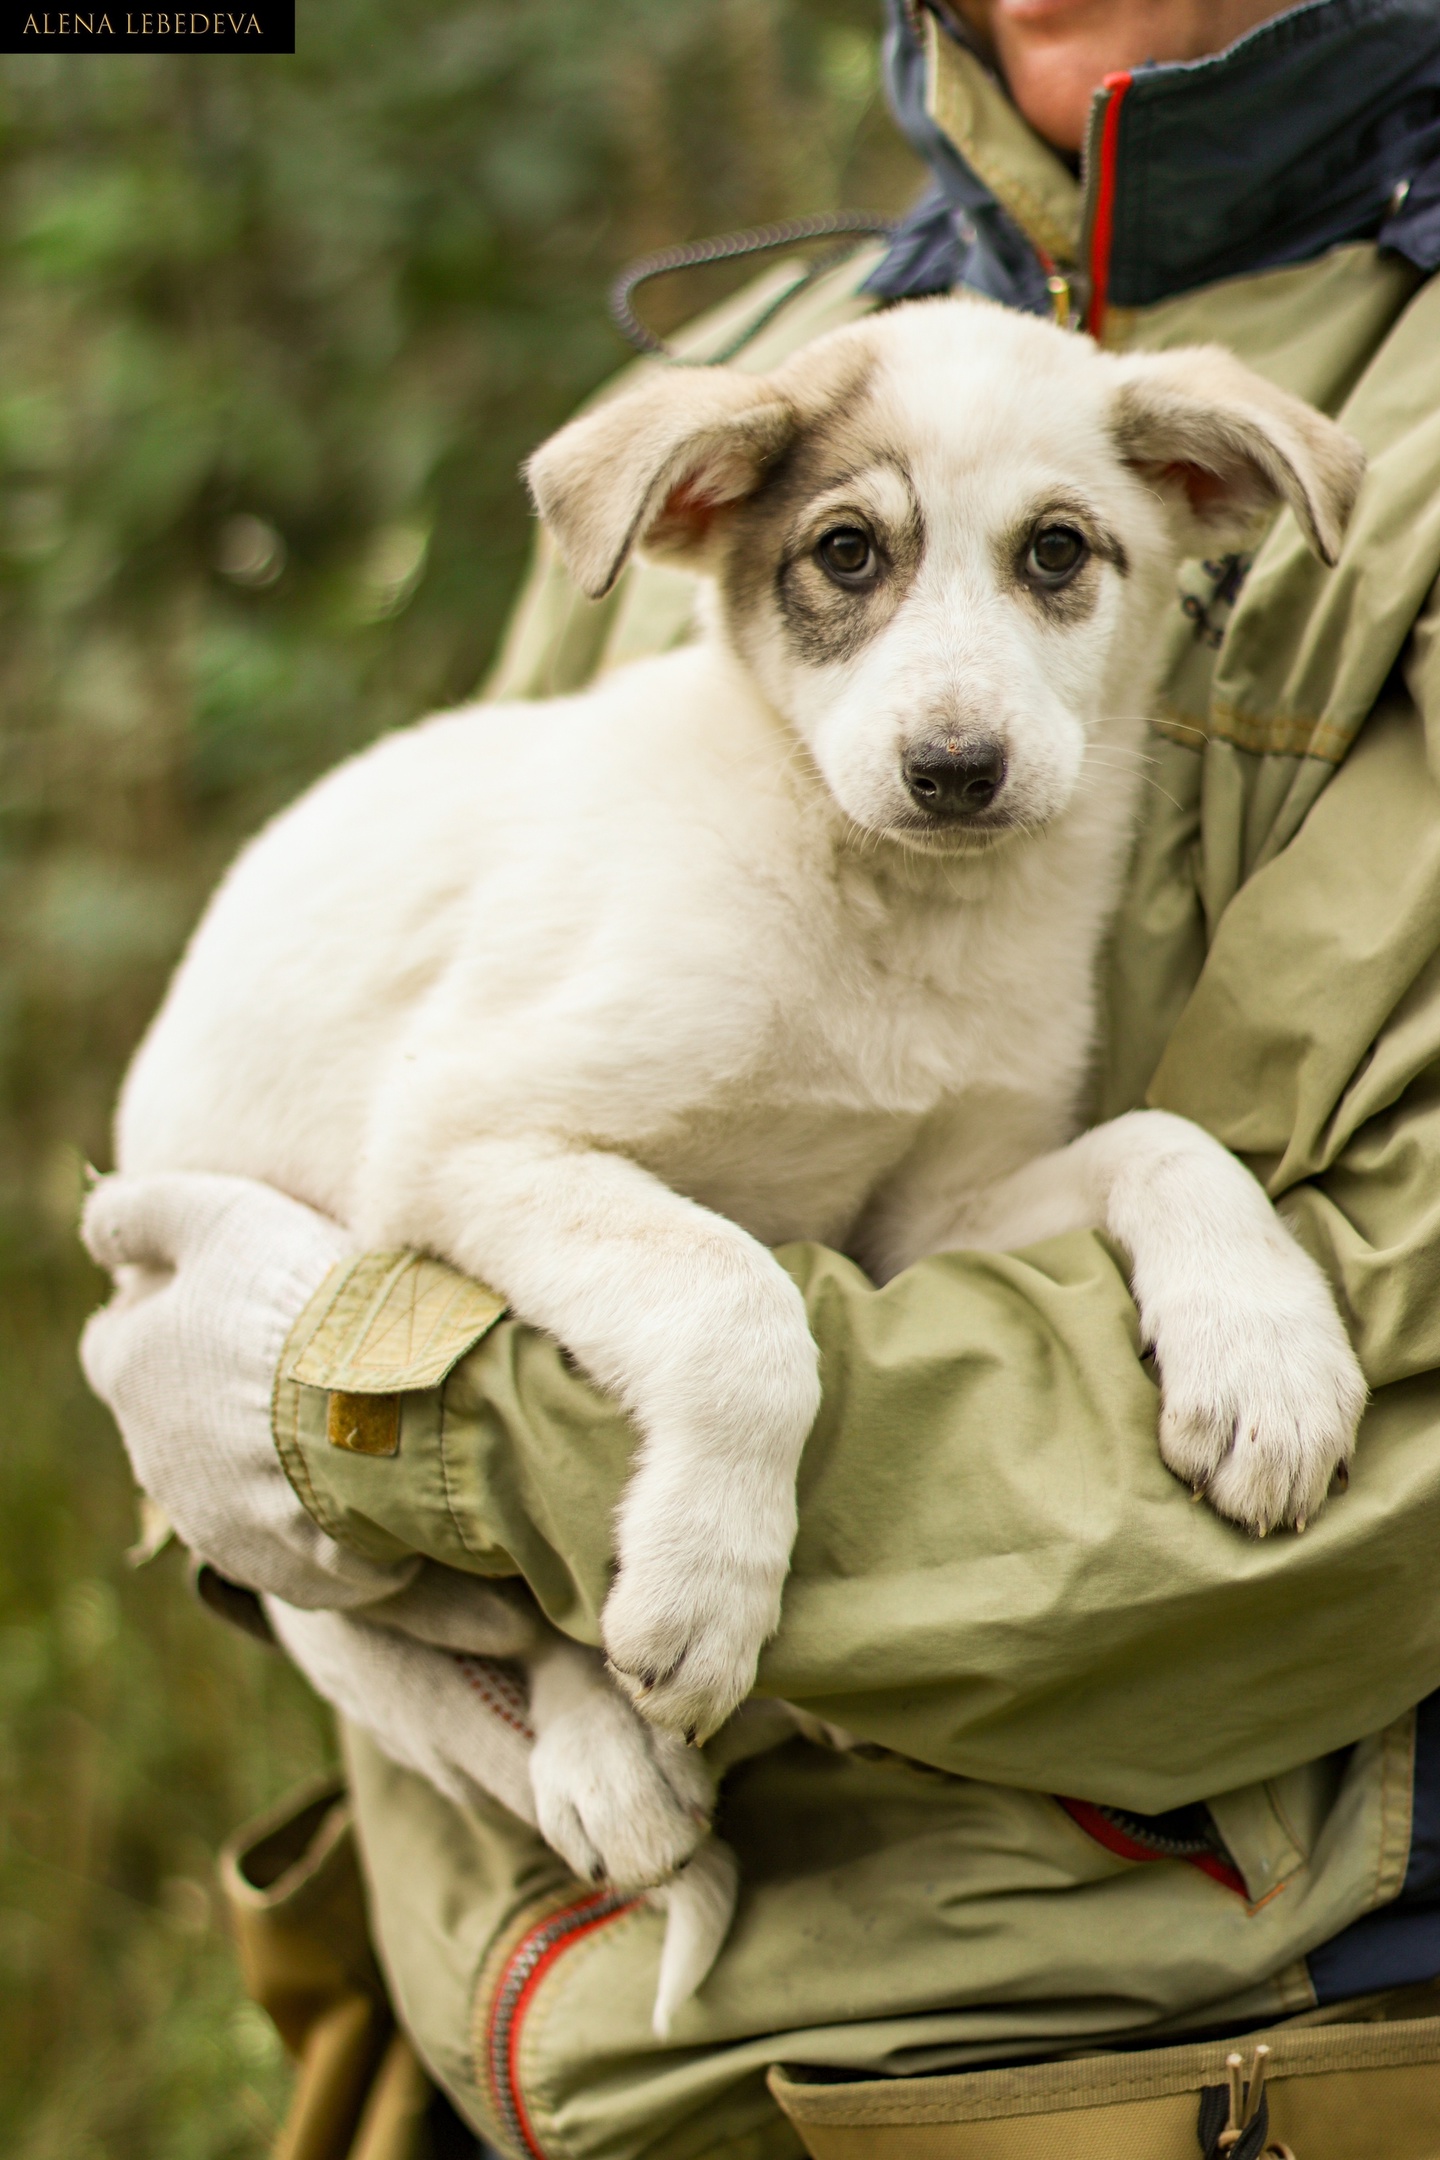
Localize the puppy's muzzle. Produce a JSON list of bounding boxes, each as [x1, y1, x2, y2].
[[902, 736, 1008, 821]]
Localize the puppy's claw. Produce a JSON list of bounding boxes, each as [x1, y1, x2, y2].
[[602, 1593, 773, 1740], [606, 1655, 666, 1698]]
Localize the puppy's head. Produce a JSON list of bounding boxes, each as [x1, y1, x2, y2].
[[527, 300, 1363, 852]]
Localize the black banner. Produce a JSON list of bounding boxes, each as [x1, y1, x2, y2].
[[2, 0, 293, 48]]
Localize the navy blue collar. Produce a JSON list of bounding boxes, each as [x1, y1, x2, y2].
[[870, 0, 1440, 323]]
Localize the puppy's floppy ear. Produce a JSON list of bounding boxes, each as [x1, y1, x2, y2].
[[524, 367, 796, 600], [1110, 346, 1365, 566]]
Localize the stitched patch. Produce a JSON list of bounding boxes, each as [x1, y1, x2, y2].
[[326, 1390, 401, 1457], [271, 1374, 348, 1549]]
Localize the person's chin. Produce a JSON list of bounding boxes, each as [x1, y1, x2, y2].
[[986, 6, 1141, 156]]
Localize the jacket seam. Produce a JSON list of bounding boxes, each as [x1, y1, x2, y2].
[[270, 1372, 345, 1546], [1264, 1783, 1313, 1871], [1375, 1710, 1418, 1910], [1148, 699, 1357, 764], [924, 15, 1079, 265], [437, 1376, 492, 1562], [1208, 700, 1355, 763]]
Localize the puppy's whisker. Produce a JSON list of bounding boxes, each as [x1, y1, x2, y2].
[[1073, 768, 1184, 816]]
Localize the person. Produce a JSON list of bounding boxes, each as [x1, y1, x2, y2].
[[79, 1, 1440, 2153]]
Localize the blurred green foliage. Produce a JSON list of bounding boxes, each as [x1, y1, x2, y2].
[[0, 9, 918, 2153]]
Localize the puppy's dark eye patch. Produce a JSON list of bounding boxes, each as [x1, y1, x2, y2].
[[1026, 524, 1088, 584], [815, 525, 878, 586]]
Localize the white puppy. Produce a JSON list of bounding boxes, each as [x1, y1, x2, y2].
[[117, 296, 1366, 2021]]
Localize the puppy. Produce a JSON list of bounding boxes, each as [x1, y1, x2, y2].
[[116, 296, 1367, 2027]]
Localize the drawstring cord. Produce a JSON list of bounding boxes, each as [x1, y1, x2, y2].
[[608, 213, 895, 365], [1198, 2046, 1296, 2160]]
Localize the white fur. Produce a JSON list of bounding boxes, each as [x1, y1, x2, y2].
[[116, 298, 1366, 2023]]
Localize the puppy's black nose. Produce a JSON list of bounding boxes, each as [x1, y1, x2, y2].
[[903, 737, 1008, 818]]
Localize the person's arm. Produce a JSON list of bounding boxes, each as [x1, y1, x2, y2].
[[1148, 605, 1440, 1402], [79, 1171, 719, 1891], [265, 1205, 1440, 1817]]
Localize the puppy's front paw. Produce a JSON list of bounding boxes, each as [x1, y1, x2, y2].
[[529, 1685, 714, 1892], [602, 1516, 791, 1743], [1151, 1231, 1365, 1533]]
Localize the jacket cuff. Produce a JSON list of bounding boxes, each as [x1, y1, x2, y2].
[[269, 1254, 511, 1572]]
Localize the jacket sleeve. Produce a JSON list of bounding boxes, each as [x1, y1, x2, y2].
[[273, 1186, 1440, 1817]]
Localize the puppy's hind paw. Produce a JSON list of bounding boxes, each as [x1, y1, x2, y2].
[[529, 1685, 714, 1892]]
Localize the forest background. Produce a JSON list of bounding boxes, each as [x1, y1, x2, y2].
[[0, 9, 919, 2154]]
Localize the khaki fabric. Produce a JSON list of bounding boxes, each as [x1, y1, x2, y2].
[[220, 1775, 384, 2060], [285, 1252, 507, 1396], [346, 1718, 1423, 2160], [769, 2009, 1440, 2160], [923, 17, 1080, 270], [282, 1229, 1439, 1821]]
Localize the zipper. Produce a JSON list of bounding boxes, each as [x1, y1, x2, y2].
[[1078, 69, 1133, 342], [484, 1887, 640, 2159], [1059, 1796, 1249, 1899]]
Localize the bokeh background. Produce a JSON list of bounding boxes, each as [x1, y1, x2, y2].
[[0, 8, 919, 2153]]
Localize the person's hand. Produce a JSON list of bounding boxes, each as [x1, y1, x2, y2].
[[79, 1170, 729, 1914], [79, 1170, 412, 1607]]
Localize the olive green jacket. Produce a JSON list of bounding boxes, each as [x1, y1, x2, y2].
[[265, 38, 1440, 2149]]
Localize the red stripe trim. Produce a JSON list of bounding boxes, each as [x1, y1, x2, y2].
[[1058, 1797, 1249, 1901], [1086, 70, 1132, 343], [485, 1889, 639, 2159]]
